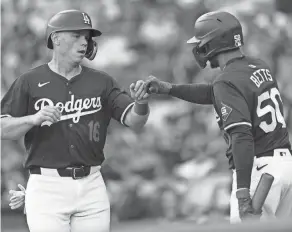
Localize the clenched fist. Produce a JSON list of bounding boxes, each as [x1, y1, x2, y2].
[[236, 188, 261, 221], [144, 75, 172, 94], [29, 106, 61, 127], [130, 80, 150, 104]]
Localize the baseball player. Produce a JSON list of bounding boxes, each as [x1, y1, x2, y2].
[[144, 11, 292, 223], [1, 9, 150, 232]]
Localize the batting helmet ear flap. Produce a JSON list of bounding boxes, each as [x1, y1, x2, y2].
[[48, 32, 56, 49], [85, 39, 98, 60], [192, 45, 208, 68]]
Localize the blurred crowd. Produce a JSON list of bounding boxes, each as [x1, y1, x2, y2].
[[2, 0, 292, 223]]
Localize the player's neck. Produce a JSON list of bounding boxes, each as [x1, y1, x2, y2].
[[219, 49, 244, 71], [49, 55, 82, 80]]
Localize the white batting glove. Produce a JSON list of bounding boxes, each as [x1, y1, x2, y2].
[[9, 184, 26, 210]]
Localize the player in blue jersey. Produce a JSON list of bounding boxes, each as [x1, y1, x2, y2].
[[144, 11, 292, 223], [2, 10, 150, 232]]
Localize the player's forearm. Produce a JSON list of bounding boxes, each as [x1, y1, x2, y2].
[[124, 102, 149, 129], [229, 125, 254, 189], [1, 116, 34, 140], [169, 83, 213, 105]]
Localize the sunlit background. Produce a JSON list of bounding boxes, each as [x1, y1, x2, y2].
[[1, 0, 292, 231]]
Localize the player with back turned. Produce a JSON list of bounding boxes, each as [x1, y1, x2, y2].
[[1, 10, 150, 232], [144, 11, 292, 222]]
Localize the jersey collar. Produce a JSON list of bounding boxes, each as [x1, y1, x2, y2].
[[223, 55, 245, 71]]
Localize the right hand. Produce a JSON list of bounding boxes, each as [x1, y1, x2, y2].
[[30, 106, 61, 126], [144, 75, 172, 94], [236, 188, 261, 221], [130, 80, 150, 104], [9, 184, 26, 210]]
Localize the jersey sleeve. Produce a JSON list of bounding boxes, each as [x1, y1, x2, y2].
[[105, 77, 134, 125], [1, 76, 29, 118], [213, 81, 252, 131]]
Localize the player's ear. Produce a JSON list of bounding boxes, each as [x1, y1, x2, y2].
[[51, 32, 60, 47]]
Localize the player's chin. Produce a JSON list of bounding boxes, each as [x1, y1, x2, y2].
[[73, 54, 85, 62]]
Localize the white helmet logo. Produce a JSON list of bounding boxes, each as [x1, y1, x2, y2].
[[82, 13, 91, 25], [234, 34, 242, 47]]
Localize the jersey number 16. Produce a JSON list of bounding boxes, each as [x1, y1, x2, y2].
[[88, 120, 100, 142], [257, 87, 286, 133]]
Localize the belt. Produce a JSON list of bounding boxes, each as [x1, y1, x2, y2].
[[256, 148, 292, 158], [29, 166, 101, 180]]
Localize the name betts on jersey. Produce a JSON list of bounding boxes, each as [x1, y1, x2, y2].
[[34, 95, 102, 123], [250, 68, 273, 88]]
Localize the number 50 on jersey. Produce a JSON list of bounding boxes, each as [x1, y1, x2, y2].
[[257, 87, 286, 133]]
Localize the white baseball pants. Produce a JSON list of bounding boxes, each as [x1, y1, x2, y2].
[[25, 167, 110, 232], [230, 148, 292, 223]]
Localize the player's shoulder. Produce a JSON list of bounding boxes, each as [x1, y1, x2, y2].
[[15, 63, 48, 83], [214, 56, 271, 87]]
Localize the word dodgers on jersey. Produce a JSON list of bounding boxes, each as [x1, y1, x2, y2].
[[250, 68, 273, 88], [34, 95, 102, 123]]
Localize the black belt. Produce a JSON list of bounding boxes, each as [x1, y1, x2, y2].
[[29, 166, 91, 179], [256, 151, 274, 158], [256, 148, 292, 158]]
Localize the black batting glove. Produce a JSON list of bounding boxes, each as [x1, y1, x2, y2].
[[236, 188, 262, 221], [144, 75, 172, 94]]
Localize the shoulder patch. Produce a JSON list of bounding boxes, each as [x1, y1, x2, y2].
[[221, 103, 232, 121]]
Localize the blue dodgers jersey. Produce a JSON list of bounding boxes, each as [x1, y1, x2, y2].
[[1, 64, 134, 168], [212, 56, 290, 169]]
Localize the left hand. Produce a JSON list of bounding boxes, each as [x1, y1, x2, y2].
[[130, 80, 150, 104], [237, 188, 261, 221]]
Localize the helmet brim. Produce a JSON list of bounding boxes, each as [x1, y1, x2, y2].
[[52, 27, 102, 37], [187, 36, 200, 44], [87, 28, 102, 37]]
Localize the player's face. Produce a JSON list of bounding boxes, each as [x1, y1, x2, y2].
[[57, 30, 91, 63], [209, 55, 219, 68]]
